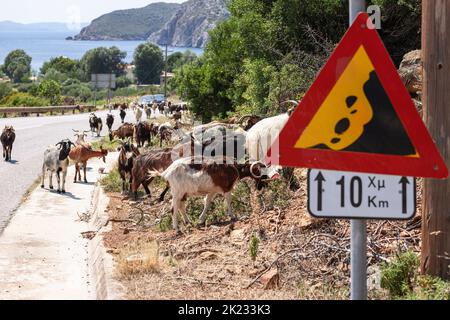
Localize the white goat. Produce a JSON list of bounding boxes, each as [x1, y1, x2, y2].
[[135, 107, 143, 123]]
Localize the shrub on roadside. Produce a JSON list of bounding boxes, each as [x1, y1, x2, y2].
[[0, 92, 49, 107], [381, 251, 419, 297], [380, 251, 450, 300], [0, 82, 13, 101], [100, 167, 122, 193]]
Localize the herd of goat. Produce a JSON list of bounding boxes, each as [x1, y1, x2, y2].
[[1, 100, 298, 233]]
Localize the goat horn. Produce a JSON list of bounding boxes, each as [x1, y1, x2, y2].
[[237, 115, 254, 123], [280, 100, 299, 106], [250, 162, 263, 179]]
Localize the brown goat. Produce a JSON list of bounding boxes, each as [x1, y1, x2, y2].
[[69, 145, 108, 183], [1, 126, 15, 162], [131, 139, 202, 201], [109, 123, 134, 141], [134, 121, 154, 147], [118, 138, 140, 194]]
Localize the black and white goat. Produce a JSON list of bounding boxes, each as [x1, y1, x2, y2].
[[41, 139, 75, 194]]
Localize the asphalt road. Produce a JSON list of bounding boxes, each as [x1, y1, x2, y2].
[[0, 109, 136, 234]]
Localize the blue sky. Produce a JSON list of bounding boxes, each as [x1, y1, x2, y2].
[[0, 0, 185, 24]]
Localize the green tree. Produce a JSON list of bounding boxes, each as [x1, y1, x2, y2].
[[38, 79, 61, 105], [42, 68, 68, 83], [40, 56, 78, 76], [133, 43, 164, 84], [79, 47, 126, 81], [167, 50, 197, 72], [2, 49, 32, 83], [176, 0, 420, 120]]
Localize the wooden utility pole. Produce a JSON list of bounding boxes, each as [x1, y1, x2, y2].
[[421, 0, 450, 279], [164, 44, 168, 99]]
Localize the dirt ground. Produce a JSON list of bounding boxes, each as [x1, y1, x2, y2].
[[101, 168, 422, 300]]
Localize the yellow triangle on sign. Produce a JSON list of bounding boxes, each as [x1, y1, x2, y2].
[[295, 46, 375, 151]]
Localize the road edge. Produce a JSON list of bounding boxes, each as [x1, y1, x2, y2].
[[88, 177, 125, 300]]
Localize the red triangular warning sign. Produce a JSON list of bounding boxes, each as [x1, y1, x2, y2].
[[266, 12, 448, 179]]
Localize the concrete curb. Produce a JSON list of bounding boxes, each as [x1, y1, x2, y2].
[[87, 157, 125, 300]]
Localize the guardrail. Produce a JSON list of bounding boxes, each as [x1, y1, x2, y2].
[[0, 105, 96, 118]]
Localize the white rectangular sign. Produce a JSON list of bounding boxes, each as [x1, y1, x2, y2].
[[91, 74, 116, 89], [308, 169, 416, 220]]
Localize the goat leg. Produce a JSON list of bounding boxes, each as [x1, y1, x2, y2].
[[56, 170, 61, 193], [172, 198, 181, 233], [41, 164, 45, 188], [158, 183, 170, 202], [74, 164, 78, 183], [224, 192, 237, 222], [198, 194, 215, 226], [49, 172, 53, 189], [61, 169, 66, 193], [83, 162, 88, 183]]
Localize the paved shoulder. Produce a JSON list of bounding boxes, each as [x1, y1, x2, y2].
[[0, 154, 116, 300]]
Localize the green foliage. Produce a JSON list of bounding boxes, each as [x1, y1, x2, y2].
[[380, 250, 450, 300], [407, 276, 450, 300], [100, 168, 122, 193], [79, 46, 126, 81], [62, 82, 92, 102], [1, 92, 48, 107], [42, 68, 68, 84], [249, 232, 260, 261], [116, 75, 132, 89], [40, 56, 78, 77], [133, 43, 164, 84], [176, 0, 421, 120], [2, 49, 32, 83], [0, 82, 13, 101], [381, 251, 419, 298], [370, 0, 421, 65], [168, 50, 197, 72], [91, 137, 121, 152], [38, 79, 61, 105], [76, 3, 180, 40]]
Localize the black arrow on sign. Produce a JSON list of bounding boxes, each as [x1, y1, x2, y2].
[[399, 177, 410, 214], [315, 172, 326, 211]]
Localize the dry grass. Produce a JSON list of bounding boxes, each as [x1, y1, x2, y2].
[[100, 162, 424, 300], [117, 238, 160, 278]]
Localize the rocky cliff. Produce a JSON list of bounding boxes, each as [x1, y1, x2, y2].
[[72, 0, 229, 48], [148, 0, 229, 48]]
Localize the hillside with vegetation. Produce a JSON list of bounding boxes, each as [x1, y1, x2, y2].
[[175, 0, 422, 122], [73, 2, 181, 41]]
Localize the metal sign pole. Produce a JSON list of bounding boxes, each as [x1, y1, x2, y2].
[[349, 0, 367, 301]]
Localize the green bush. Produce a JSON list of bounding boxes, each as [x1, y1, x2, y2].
[[0, 82, 13, 101], [42, 67, 68, 83], [100, 168, 122, 193], [38, 79, 61, 105], [114, 86, 139, 97], [62, 82, 92, 102], [116, 76, 132, 89], [381, 251, 419, 298], [1, 92, 49, 106], [249, 232, 260, 261]]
